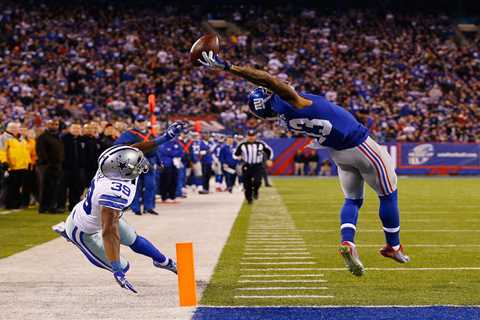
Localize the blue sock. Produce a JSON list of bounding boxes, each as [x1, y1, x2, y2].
[[340, 198, 363, 243], [379, 190, 401, 247], [215, 175, 223, 183], [130, 235, 167, 264], [195, 176, 202, 187]]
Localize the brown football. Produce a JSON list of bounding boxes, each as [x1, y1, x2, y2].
[[190, 34, 220, 66]]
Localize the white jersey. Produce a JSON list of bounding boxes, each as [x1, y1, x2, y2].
[[73, 170, 137, 234]]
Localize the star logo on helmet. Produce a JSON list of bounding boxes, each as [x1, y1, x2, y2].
[[118, 160, 127, 170]]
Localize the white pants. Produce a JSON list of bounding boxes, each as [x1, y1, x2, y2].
[[329, 137, 397, 199], [65, 210, 137, 272]]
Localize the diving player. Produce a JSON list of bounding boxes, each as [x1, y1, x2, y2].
[[52, 121, 187, 292], [198, 51, 409, 277]]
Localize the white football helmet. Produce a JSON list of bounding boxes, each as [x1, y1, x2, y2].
[[98, 145, 149, 180]]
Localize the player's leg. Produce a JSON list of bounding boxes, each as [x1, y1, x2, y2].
[[356, 137, 409, 263], [64, 214, 130, 272], [252, 165, 262, 200], [334, 163, 365, 276], [119, 219, 177, 274], [243, 166, 254, 203]]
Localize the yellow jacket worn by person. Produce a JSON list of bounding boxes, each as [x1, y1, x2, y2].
[[0, 132, 31, 170]]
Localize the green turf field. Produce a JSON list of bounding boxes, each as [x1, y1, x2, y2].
[[201, 177, 480, 306], [0, 208, 67, 258]]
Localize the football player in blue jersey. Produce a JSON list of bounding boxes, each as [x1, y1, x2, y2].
[[198, 51, 409, 276]]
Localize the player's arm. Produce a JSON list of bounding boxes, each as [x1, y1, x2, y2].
[[131, 121, 187, 153], [101, 206, 137, 293], [198, 51, 311, 108]]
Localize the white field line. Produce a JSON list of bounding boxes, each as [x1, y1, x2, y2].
[[0, 209, 21, 215], [243, 267, 480, 271], [240, 274, 324, 278], [236, 287, 329, 291], [246, 238, 304, 241], [306, 244, 480, 248], [234, 295, 334, 299], [243, 252, 311, 256], [240, 262, 317, 265], [242, 257, 314, 260], [239, 280, 327, 283], [245, 247, 308, 253]]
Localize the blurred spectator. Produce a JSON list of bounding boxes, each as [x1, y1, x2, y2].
[[294, 150, 305, 176], [36, 120, 64, 214], [176, 133, 192, 198], [305, 150, 319, 176], [319, 160, 333, 176], [220, 136, 238, 193], [21, 128, 37, 207], [59, 123, 85, 211], [157, 139, 183, 203], [0, 122, 30, 209], [99, 124, 118, 151], [82, 123, 103, 185]]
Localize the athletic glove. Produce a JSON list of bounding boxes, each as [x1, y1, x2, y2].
[[112, 261, 137, 293], [198, 50, 231, 71], [166, 121, 187, 139]]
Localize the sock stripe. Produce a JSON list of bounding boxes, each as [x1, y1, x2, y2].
[[383, 226, 400, 233], [341, 223, 357, 230]]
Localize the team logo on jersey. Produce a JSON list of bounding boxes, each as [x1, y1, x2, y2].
[[408, 144, 434, 165]]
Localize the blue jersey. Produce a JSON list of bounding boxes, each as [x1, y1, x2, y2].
[[157, 139, 183, 167], [219, 144, 237, 167], [272, 93, 368, 150]]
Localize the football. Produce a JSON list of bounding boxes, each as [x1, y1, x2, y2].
[[190, 34, 220, 66]]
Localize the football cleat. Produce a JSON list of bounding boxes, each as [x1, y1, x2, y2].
[[380, 244, 410, 263], [339, 241, 365, 277], [52, 221, 71, 242], [153, 258, 177, 274]]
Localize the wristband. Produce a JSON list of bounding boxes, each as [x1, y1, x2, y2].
[[111, 260, 123, 273]]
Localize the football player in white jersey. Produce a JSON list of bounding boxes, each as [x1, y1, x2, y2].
[[53, 121, 186, 293]]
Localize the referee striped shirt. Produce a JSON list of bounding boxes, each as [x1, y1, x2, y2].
[[234, 141, 273, 164]]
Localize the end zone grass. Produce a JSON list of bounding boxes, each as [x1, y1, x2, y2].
[[201, 178, 480, 306], [0, 209, 67, 258]]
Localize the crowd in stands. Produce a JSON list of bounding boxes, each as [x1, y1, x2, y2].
[[0, 118, 280, 213], [0, 3, 478, 142]]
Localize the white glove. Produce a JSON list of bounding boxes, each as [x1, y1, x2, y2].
[[198, 51, 230, 70]]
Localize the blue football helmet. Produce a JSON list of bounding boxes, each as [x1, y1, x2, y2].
[[247, 87, 278, 119]]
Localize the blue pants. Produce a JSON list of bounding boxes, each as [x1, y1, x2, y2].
[[176, 167, 186, 197], [131, 169, 156, 213]]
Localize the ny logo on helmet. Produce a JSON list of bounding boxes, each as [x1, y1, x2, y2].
[[253, 98, 265, 110]]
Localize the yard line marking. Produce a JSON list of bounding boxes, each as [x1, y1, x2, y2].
[[236, 287, 329, 291], [240, 274, 324, 278], [245, 267, 480, 271], [245, 247, 308, 253], [0, 209, 21, 215], [234, 295, 334, 299], [240, 262, 317, 265], [243, 253, 311, 256], [242, 257, 313, 260], [238, 280, 327, 283], [306, 244, 480, 248], [240, 268, 346, 271]]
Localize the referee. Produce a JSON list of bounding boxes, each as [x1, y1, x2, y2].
[[235, 130, 273, 204]]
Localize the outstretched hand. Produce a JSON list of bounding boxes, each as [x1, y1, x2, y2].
[[166, 121, 189, 139], [113, 271, 137, 294], [198, 51, 230, 70]]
